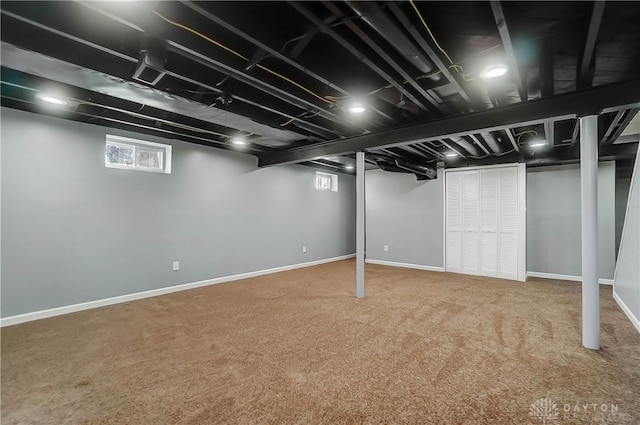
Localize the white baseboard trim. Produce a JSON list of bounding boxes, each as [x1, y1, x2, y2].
[[526, 271, 613, 285], [0, 254, 356, 328], [613, 290, 640, 334], [366, 259, 444, 272]]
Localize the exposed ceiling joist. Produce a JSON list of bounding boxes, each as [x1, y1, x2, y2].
[[0, 42, 308, 145], [320, 1, 438, 114], [179, 1, 394, 125], [539, 37, 555, 98], [338, 1, 444, 114], [544, 120, 555, 146], [0, 10, 335, 138], [288, 1, 432, 115], [468, 134, 492, 156], [411, 143, 446, 160], [258, 80, 640, 166], [602, 109, 639, 146], [600, 109, 625, 145], [490, 1, 527, 102], [577, 1, 606, 90], [526, 142, 638, 167], [76, 2, 369, 135], [1, 93, 270, 153], [2, 0, 638, 170], [439, 139, 468, 159], [394, 145, 436, 161], [503, 128, 520, 152], [4, 6, 336, 140], [387, 2, 475, 109]]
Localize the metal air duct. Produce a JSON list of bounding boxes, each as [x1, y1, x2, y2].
[[449, 136, 482, 157], [480, 132, 504, 154], [345, 1, 437, 77]]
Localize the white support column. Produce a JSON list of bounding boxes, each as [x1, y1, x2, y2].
[[580, 114, 600, 350], [356, 151, 365, 299]]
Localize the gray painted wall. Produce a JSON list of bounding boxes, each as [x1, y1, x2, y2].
[[365, 163, 618, 280], [613, 149, 639, 329], [615, 175, 632, 257], [1, 107, 356, 317], [365, 169, 443, 268], [527, 162, 616, 279]]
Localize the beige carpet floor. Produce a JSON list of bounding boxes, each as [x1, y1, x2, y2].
[[1, 260, 639, 424]]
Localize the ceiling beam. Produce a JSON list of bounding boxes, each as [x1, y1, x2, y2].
[[601, 109, 639, 146], [163, 40, 363, 134], [600, 109, 626, 145], [322, 2, 442, 115], [490, 1, 527, 102], [179, 1, 393, 126], [74, 1, 367, 135], [540, 37, 555, 98], [288, 1, 432, 115], [1, 41, 317, 146], [503, 128, 520, 152], [9, 5, 337, 140], [258, 79, 640, 166], [527, 141, 637, 167], [577, 1, 606, 90], [544, 120, 555, 146], [411, 143, 446, 160], [443, 141, 637, 168], [387, 2, 475, 109], [393, 145, 437, 161], [468, 134, 492, 156], [439, 139, 468, 159], [1, 93, 271, 153]]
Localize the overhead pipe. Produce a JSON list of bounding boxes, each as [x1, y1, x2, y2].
[[292, 1, 432, 114], [0, 42, 306, 147], [394, 159, 437, 179], [367, 152, 437, 180], [480, 131, 504, 154], [449, 135, 483, 157], [180, 1, 394, 127], [68, 3, 367, 135], [344, 1, 437, 76]]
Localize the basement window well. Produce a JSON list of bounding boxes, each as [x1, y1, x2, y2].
[[105, 135, 172, 174], [315, 171, 338, 192]]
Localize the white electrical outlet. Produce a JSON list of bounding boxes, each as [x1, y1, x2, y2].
[[302, 246, 307, 253], [172, 261, 180, 271], [384, 245, 389, 252]]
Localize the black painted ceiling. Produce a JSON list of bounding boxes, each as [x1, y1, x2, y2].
[[1, 1, 639, 177]]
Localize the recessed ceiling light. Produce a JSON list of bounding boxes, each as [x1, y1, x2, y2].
[[38, 95, 66, 105], [231, 137, 246, 145], [347, 103, 366, 114], [530, 140, 547, 147], [445, 152, 458, 157], [481, 66, 508, 79], [345, 165, 354, 170]]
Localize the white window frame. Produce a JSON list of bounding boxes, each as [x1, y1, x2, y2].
[[105, 135, 172, 174], [315, 171, 338, 192]]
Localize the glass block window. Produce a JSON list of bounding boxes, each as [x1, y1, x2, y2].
[[105, 135, 171, 174]]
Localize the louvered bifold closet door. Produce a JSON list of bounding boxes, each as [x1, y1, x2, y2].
[[480, 170, 499, 275], [498, 168, 518, 279], [462, 172, 480, 273], [445, 172, 463, 270], [446, 165, 522, 281]]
